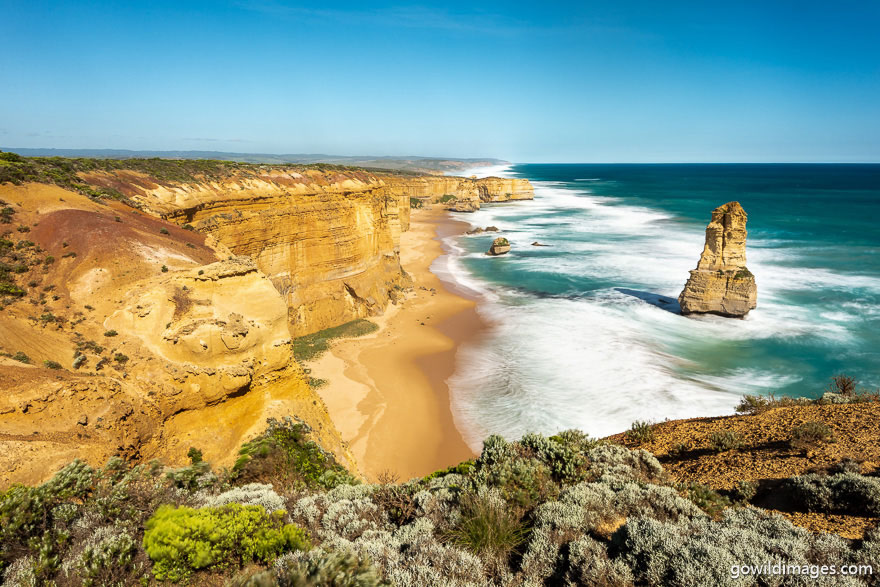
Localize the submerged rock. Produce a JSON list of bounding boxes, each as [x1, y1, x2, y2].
[[487, 237, 511, 256], [678, 201, 757, 317], [531, 241, 550, 247]]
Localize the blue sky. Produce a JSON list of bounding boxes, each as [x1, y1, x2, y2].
[[2, 1, 879, 162]]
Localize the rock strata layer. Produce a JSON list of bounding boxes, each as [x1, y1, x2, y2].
[[678, 201, 757, 317]]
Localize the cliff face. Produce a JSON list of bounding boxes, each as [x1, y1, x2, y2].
[[387, 176, 534, 211], [0, 183, 354, 486], [83, 167, 533, 336], [0, 164, 533, 486], [679, 201, 758, 317]]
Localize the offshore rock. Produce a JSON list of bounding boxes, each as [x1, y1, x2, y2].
[[487, 237, 511, 256], [678, 201, 757, 317]]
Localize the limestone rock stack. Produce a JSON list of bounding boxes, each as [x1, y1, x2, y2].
[[678, 201, 757, 317], [487, 237, 511, 256]]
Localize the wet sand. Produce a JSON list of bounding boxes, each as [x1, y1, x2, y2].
[[309, 207, 481, 481]]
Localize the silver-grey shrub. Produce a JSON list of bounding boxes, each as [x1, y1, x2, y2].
[[199, 483, 287, 514], [786, 472, 880, 515], [520, 480, 700, 582], [585, 444, 664, 483], [617, 506, 859, 587]]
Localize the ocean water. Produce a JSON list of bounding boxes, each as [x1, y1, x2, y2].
[[439, 164, 880, 451]]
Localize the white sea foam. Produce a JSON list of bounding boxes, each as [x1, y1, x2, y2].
[[438, 176, 877, 450]]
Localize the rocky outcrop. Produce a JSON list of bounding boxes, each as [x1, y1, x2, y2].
[[678, 201, 757, 317], [449, 199, 480, 213], [487, 237, 511, 256], [466, 226, 500, 235]]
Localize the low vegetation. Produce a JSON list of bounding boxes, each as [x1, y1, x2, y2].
[[625, 420, 656, 445], [292, 319, 379, 362], [736, 375, 879, 414], [3, 420, 877, 586]]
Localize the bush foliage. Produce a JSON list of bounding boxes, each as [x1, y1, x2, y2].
[[143, 504, 310, 582], [3, 425, 880, 585]]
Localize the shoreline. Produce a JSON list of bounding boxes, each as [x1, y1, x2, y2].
[[309, 207, 481, 481]]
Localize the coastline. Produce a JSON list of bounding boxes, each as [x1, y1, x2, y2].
[[308, 207, 481, 481]]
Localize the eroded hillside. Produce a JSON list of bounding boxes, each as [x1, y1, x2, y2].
[[0, 157, 533, 487]]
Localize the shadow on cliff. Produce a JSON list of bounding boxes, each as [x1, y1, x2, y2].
[[615, 288, 681, 314]]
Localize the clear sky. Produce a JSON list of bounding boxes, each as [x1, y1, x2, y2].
[[2, 1, 879, 162]]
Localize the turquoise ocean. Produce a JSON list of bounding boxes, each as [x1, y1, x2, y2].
[[438, 164, 880, 450]]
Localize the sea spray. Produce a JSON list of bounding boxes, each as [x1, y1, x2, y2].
[[438, 164, 880, 451]]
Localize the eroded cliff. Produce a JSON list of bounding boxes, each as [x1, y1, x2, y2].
[[82, 166, 532, 335], [0, 161, 534, 486], [0, 183, 354, 486]]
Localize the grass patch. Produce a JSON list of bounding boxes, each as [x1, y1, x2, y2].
[[292, 319, 378, 362], [444, 493, 527, 561]]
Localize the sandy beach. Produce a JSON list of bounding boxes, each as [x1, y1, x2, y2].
[[308, 207, 481, 481]]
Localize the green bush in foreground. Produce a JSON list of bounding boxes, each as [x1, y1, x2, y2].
[[143, 504, 310, 582]]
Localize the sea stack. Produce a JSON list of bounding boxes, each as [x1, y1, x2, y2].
[[678, 201, 757, 317], [487, 237, 511, 256]]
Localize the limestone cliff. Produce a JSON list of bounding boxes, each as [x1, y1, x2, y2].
[[82, 167, 533, 336], [0, 183, 354, 486], [388, 176, 534, 211], [678, 201, 758, 317], [0, 162, 534, 486]]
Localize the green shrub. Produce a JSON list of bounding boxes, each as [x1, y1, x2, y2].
[[233, 418, 356, 489], [44, 255, 55, 265], [708, 430, 741, 452], [680, 482, 731, 518], [160, 265, 168, 273], [735, 394, 770, 414], [39, 312, 56, 323], [143, 504, 310, 582], [0, 460, 97, 573], [624, 420, 655, 445], [437, 194, 456, 203], [790, 421, 835, 449], [103, 329, 118, 337], [113, 353, 129, 363], [43, 360, 62, 370], [444, 493, 527, 560], [182, 224, 194, 231], [731, 480, 757, 503], [12, 351, 30, 363], [0, 283, 26, 296], [409, 198, 424, 209], [159, 228, 170, 235]]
